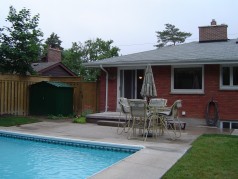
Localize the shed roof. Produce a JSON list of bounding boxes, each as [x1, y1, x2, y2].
[[31, 81, 72, 88], [83, 39, 238, 68], [46, 81, 72, 88]]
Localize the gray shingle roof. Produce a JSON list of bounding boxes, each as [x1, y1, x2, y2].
[[31, 62, 58, 72], [83, 39, 238, 67]]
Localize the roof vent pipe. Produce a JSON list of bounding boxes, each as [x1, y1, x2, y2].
[[100, 65, 108, 112]]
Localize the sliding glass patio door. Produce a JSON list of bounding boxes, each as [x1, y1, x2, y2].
[[119, 69, 144, 99]]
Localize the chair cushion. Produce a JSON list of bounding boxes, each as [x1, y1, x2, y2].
[[158, 110, 171, 116]]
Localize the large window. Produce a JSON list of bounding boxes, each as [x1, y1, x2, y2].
[[220, 65, 238, 89], [172, 66, 204, 94]]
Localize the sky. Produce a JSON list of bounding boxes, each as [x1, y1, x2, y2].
[[1, 0, 238, 55]]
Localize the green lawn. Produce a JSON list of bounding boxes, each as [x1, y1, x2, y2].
[[162, 134, 238, 179], [0, 116, 40, 127]]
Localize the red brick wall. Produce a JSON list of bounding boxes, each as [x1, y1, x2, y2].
[[199, 25, 227, 42], [47, 48, 62, 62], [153, 65, 238, 120], [99, 67, 117, 112], [99, 65, 238, 120]]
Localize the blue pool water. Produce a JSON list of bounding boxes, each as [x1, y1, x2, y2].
[[0, 131, 142, 179]]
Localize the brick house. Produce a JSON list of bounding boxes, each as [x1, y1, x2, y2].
[[84, 20, 238, 128], [32, 48, 76, 77]]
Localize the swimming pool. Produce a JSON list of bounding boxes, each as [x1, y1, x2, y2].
[[0, 130, 143, 179]]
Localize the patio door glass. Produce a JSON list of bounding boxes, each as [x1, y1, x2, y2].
[[119, 69, 144, 99]]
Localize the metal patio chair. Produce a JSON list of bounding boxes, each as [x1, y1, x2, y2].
[[148, 98, 167, 110], [146, 98, 168, 138], [158, 100, 183, 140], [128, 99, 148, 140], [117, 98, 131, 134]]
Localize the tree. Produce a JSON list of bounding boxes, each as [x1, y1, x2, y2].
[[41, 32, 63, 58], [155, 23, 192, 48], [62, 38, 120, 81], [0, 6, 43, 75], [62, 42, 83, 76], [81, 38, 120, 62], [44, 32, 63, 49]]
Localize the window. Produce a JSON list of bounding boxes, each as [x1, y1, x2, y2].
[[172, 66, 204, 94], [220, 65, 238, 89]]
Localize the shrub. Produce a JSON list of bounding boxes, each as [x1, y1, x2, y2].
[[73, 116, 86, 124], [73, 105, 93, 124]]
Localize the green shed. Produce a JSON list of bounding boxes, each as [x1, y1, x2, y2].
[[29, 81, 73, 116]]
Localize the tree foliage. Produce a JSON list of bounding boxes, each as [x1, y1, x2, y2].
[[81, 38, 120, 62], [62, 42, 83, 76], [62, 38, 120, 81], [41, 32, 63, 58], [155, 23, 192, 48], [0, 6, 43, 75], [44, 32, 63, 49]]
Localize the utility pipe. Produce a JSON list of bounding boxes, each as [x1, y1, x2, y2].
[[100, 65, 108, 112]]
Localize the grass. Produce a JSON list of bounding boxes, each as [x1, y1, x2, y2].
[[162, 134, 238, 179], [47, 114, 67, 120], [0, 116, 40, 127], [47, 114, 74, 120]]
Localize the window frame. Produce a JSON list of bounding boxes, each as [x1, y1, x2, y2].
[[220, 65, 238, 90], [171, 65, 204, 94]]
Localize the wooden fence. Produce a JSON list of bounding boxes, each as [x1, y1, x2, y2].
[[0, 75, 100, 116]]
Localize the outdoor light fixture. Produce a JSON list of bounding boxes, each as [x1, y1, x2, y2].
[[139, 76, 143, 79]]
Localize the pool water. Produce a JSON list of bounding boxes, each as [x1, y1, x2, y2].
[[0, 131, 141, 179]]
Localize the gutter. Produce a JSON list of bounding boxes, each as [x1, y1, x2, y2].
[[100, 65, 108, 112], [83, 58, 238, 68]]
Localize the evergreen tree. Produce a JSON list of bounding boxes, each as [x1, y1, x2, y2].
[[155, 23, 192, 48], [45, 32, 63, 49]]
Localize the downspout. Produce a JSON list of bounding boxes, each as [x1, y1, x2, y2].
[[100, 65, 108, 112]]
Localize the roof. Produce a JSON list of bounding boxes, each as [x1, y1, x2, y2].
[[31, 81, 73, 88], [31, 62, 76, 76], [83, 39, 238, 68], [46, 81, 72, 88], [32, 62, 58, 72]]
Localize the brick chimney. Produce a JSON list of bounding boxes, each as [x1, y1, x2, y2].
[[47, 48, 62, 62], [199, 19, 228, 42]]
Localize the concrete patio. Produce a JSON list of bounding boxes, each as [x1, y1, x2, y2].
[[0, 117, 234, 179]]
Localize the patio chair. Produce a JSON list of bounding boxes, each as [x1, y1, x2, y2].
[[128, 99, 148, 140], [146, 106, 162, 140], [147, 98, 168, 138], [117, 98, 131, 134], [148, 98, 167, 109], [158, 100, 184, 140]]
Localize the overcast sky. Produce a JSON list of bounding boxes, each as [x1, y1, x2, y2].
[[1, 0, 237, 55]]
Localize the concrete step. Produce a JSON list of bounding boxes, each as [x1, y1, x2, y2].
[[97, 120, 126, 127], [86, 112, 127, 124]]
